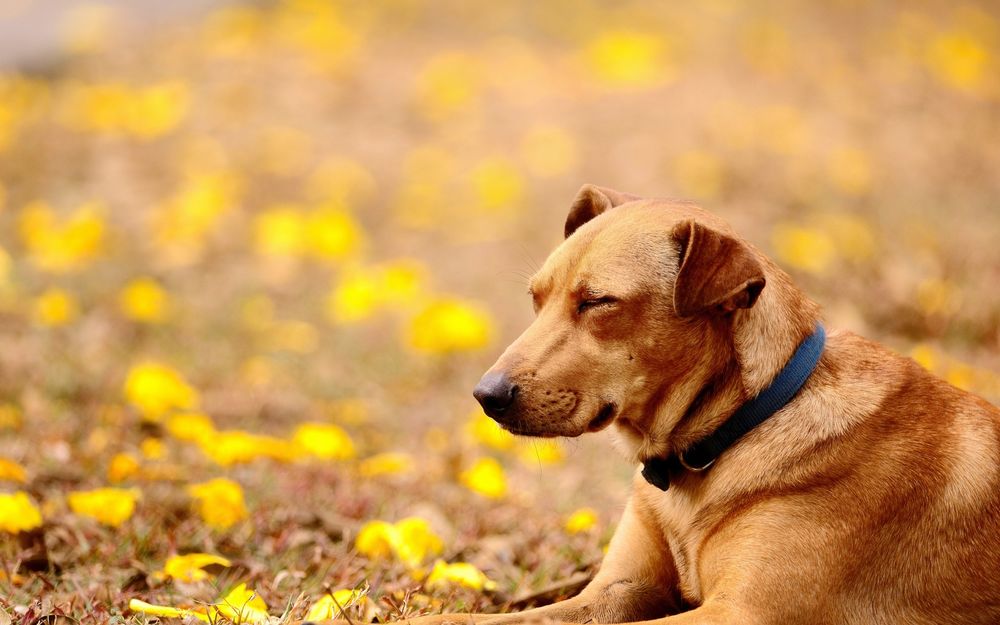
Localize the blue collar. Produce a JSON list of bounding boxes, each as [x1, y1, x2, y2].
[[641, 323, 826, 491]]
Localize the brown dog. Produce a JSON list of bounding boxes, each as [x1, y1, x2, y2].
[[314, 186, 1000, 625]]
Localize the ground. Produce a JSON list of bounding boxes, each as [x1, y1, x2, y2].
[[0, 1, 998, 623]]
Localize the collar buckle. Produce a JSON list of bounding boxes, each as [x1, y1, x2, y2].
[[678, 454, 715, 472]]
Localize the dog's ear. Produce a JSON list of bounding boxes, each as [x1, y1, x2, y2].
[[564, 184, 640, 238], [671, 220, 766, 318]]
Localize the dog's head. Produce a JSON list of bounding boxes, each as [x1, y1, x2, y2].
[[473, 185, 770, 453]]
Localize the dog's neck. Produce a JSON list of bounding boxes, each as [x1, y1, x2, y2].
[[624, 261, 821, 464]]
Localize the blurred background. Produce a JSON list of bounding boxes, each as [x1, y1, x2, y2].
[[1, 0, 998, 621]]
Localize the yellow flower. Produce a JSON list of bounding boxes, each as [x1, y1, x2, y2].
[[56, 81, 127, 131], [771, 224, 836, 275], [68, 487, 140, 527], [355, 520, 397, 560], [947, 362, 975, 391], [130, 582, 269, 624], [517, 440, 565, 466], [326, 261, 426, 324], [155, 553, 232, 583], [188, 477, 248, 530], [358, 452, 414, 478], [415, 52, 482, 121], [0, 457, 27, 483], [910, 344, 938, 372], [460, 457, 507, 499], [140, 437, 166, 460], [917, 278, 961, 316], [470, 157, 525, 213], [33, 288, 78, 326], [165, 412, 215, 442], [19, 200, 105, 273], [379, 259, 427, 305], [520, 124, 578, 178], [564, 508, 599, 534], [926, 30, 990, 92], [128, 599, 210, 623], [355, 517, 443, 568], [326, 267, 381, 324], [304, 589, 367, 621], [126, 82, 190, 139], [406, 297, 494, 354], [119, 278, 170, 323], [307, 205, 365, 262], [293, 423, 356, 460], [585, 31, 675, 88], [466, 410, 515, 451], [58, 81, 188, 138], [0, 492, 43, 532], [152, 172, 239, 263], [273, 0, 360, 73], [393, 517, 446, 568], [218, 583, 272, 624], [107, 452, 140, 483], [254, 205, 308, 257], [123, 362, 199, 420], [0, 403, 22, 430], [425, 560, 496, 591], [198, 430, 298, 466]]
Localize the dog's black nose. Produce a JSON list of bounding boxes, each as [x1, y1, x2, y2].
[[474, 372, 518, 418]]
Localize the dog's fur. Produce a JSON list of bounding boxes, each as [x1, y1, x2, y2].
[[312, 186, 1000, 625]]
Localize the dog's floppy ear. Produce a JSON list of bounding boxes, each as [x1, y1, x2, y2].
[[671, 220, 766, 318], [564, 184, 640, 238]]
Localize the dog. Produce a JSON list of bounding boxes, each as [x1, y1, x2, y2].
[[309, 185, 1000, 625]]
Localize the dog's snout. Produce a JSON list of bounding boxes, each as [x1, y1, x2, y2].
[[474, 372, 518, 419]]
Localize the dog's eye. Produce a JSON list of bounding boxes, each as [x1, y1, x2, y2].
[[578, 297, 617, 314]]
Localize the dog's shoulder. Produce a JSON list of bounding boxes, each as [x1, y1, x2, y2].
[[818, 328, 999, 424]]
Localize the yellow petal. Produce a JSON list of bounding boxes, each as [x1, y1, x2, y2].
[[425, 560, 496, 591], [0, 457, 27, 483], [187, 477, 248, 530], [564, 508, 599, 534], [67, 487, 140, 527], [0, 491, 43, 533], [460, 457, 507, 499], [304, 589, 367, 621], [128, 599, 210, 622], [358, 452, 414, 478], [216, 583, 270, 624], [158, 552, 232, 582], [355, 520, 397, 560]]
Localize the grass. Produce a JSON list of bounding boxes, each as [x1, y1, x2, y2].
[[0, 0, 998, 622]]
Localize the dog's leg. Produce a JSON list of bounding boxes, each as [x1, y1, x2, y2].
[[297, 495, 687, 625], [427, 494, 683, 625], [504, 493, 684, 624]]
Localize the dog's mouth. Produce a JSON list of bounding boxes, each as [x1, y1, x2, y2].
[[587, 403, 617, 432]]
